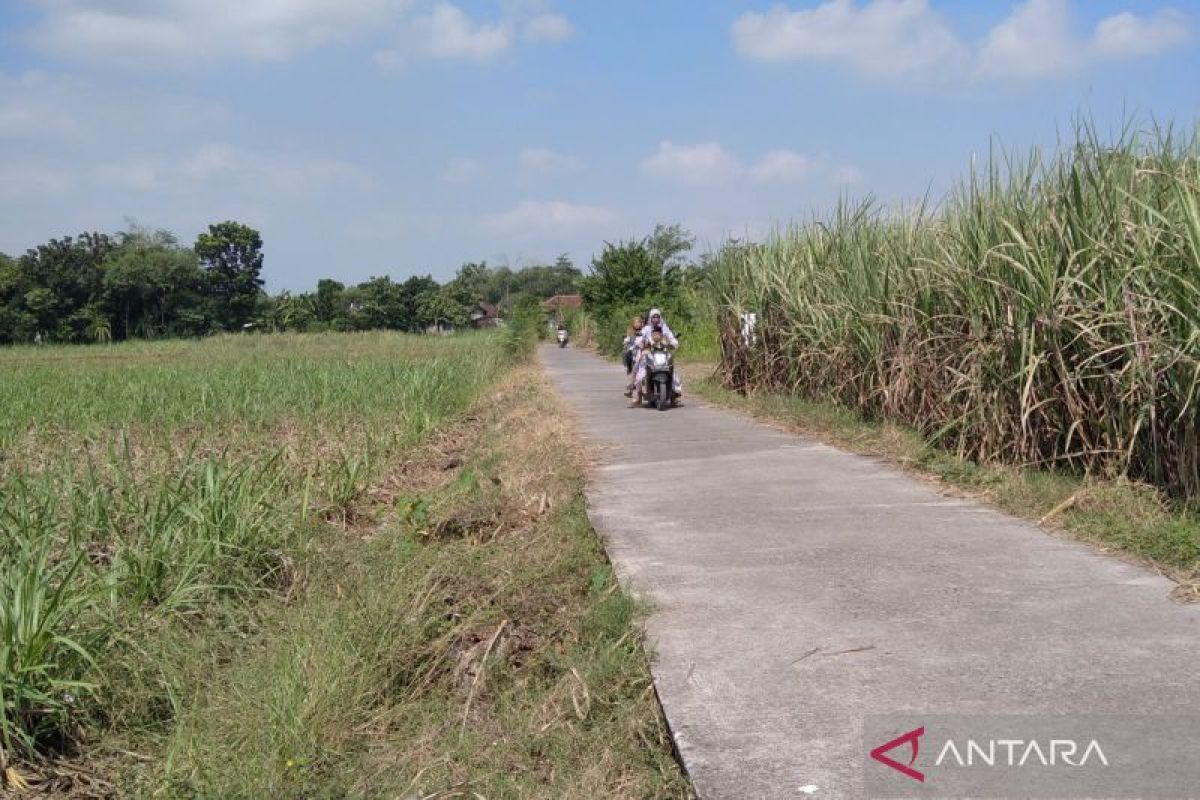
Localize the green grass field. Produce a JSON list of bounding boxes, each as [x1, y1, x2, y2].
[[0, 332, 687, 797]]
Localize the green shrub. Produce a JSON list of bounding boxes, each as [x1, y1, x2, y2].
[[502, 301, 543, 361]]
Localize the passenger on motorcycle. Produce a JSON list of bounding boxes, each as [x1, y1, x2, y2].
[[622, 314, 645, 375], [626, 308, 682, 405], [625, 312, 665, 398]]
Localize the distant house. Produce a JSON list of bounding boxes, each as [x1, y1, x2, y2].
[[470, 301, 501, 329], [540, 294, 583, 324], [425, 302, 500, 335]]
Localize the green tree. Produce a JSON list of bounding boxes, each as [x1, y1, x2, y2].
[[579, 224, 693, 316], [507, 262, 581, 307], [645, 223, 694, 279], [353, 276, 407, 330], [195, 221, 264, 331], [0, 252, 13, 288], [310, 278, 348, 329], [104, 228, 206, 339], [471, 261, 582, 311], [276, 291, 318, 331], [0, 251, 30, 343], [254, 292, 289, 333], [422, 287, 469, 330], [579, 239, 661, 312], [399, 275, 440, 331], [11, 233, 116, 342], [445, 262, 488, 304], [481, 265, 514, 307]]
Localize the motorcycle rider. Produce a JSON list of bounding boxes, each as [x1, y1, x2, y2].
[[626, 308, 682, 405], [641, 309, 675, 344]]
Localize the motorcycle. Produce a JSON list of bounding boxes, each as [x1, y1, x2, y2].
[[556, 328, 569, 348], [639, 338, 677, 410]]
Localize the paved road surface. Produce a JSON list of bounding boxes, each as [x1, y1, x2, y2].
[[540, 345, 1200, 799]]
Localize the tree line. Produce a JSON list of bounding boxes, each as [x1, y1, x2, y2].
[[0, 221, 582, 344], [575, 223, 719, 356]]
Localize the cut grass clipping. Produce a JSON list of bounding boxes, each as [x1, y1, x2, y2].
[[0, 332, 687, 797]]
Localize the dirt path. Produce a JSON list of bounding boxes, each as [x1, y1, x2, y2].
[[540, 345, 1200, 799]]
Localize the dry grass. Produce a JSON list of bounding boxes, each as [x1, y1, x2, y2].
[[117, 366, 690, 798]]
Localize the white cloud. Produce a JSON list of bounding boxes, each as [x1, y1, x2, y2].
[[976, 0, 1080, 78], [733, 0, 1191, 82], [483, 200, 616, 238], [29, 1, 572, 70], [1090, 7, 1190, 60], [375, 1, 544, 67], [30, 0, 407, 67], [441, 157, 482, 184], [0, 70, 226, 143], [731, 0, 969, 79], [179, 143, 373, 194], [519, 147, 584, 174], [523, 12, 574, 43], [640, 141, 743, 186], [413, 2, 513, 61], [641, 141, 860, 188], [978, 0, 1191, 79], [749, 149, 818, 183]]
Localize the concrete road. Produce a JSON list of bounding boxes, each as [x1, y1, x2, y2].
[[540, 345, 1200, 799]]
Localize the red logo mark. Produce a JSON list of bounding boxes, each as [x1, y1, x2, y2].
[[870, 726, 925, 783]]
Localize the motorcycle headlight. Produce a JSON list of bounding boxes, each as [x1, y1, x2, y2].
[[651, 352, 669, 367]]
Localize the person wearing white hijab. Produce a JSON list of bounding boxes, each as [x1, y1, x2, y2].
[[626, 307, 682, 404], [639, 308, 677, 346]]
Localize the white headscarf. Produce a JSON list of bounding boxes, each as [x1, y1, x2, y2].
[[639, 308, 677, 346]]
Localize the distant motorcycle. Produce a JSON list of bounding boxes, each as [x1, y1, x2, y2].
[[639, 337, 677, 410], [556, 327, 569, 348]]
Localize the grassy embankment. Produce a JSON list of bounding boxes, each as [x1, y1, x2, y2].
[[699, 123, 1199, 586], [0, 331, 688, 797]]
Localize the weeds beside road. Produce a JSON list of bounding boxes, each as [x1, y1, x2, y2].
[[0, 331, 688, 797]]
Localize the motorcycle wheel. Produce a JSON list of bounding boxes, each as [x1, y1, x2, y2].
[[655, 377, 670, 411]]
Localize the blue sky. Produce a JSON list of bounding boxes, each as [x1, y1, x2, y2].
[[1, 1, 1196, 290]]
